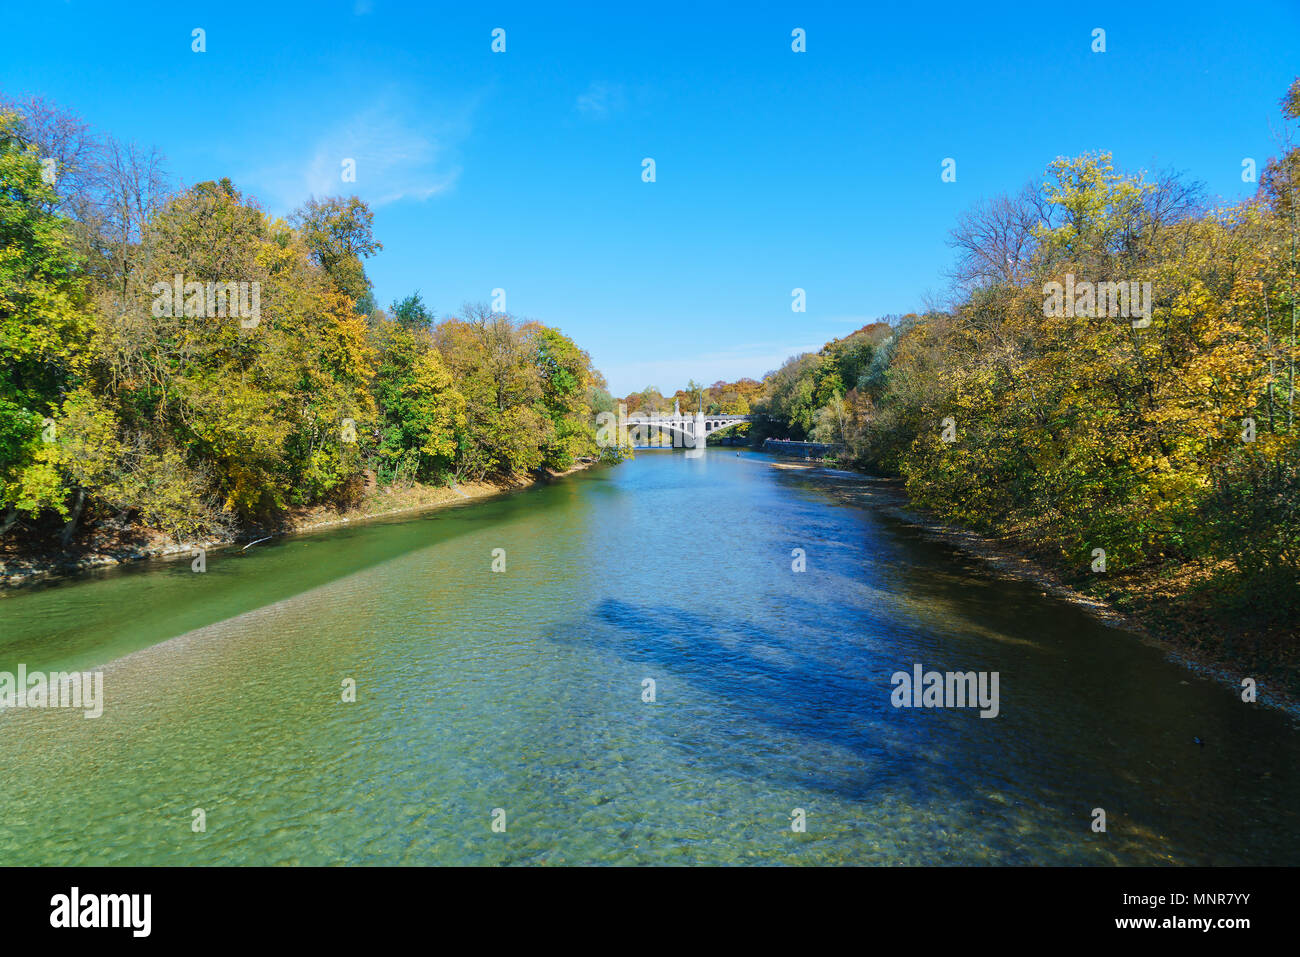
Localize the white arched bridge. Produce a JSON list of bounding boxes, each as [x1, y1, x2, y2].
[[626, 409, 752, 449]]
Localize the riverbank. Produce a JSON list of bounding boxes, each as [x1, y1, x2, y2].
[[0, 460, 600, 590], [766, 458, 1300, 718]]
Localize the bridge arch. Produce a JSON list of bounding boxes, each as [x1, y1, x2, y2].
[[626, 414, 751, 447]]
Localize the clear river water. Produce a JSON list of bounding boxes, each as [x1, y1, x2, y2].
[[1, 450, 1297, 865]]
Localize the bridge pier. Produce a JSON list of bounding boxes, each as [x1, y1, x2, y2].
[[686, 412, 707, 457]]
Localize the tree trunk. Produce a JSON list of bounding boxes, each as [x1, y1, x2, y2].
[[0, 507, 18, 538], [60, 487, 86, 548]]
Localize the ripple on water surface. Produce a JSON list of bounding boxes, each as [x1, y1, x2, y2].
[[0, 452, 1297, 864]]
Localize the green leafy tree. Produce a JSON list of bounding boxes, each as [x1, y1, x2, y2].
[[0, 110, 95, 533], [391, 291, 433, 330], [291, 195, 382, 312], [533, 326, 597, 469]]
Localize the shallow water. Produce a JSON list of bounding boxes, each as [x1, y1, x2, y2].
[[1, 450, 1296, 865]]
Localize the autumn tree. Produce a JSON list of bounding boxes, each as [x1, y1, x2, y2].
[[0, 110, 96, 536], [291, 195, 382, 313]]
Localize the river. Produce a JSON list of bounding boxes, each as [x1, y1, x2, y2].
[[1, 450, 1296, 865]]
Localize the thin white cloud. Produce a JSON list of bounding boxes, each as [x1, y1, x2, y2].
[[575, 82, 625, 119], [247, 100, 463, 212]]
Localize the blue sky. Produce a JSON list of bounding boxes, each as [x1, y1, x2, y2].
[[3, 1, 1298, 395]]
